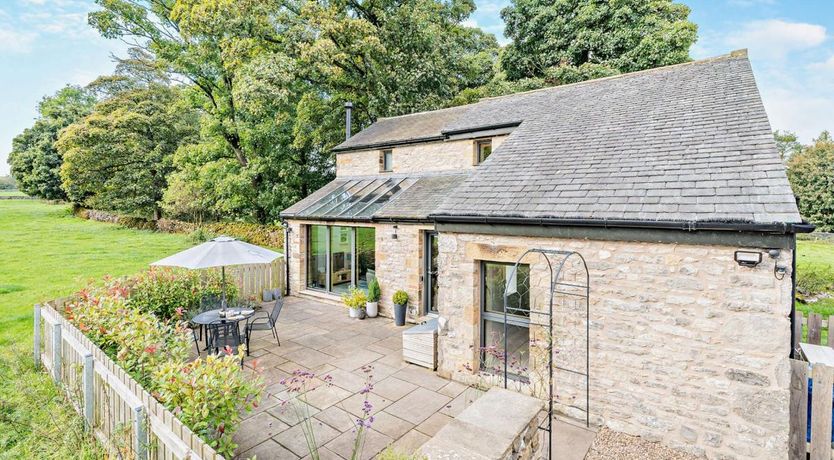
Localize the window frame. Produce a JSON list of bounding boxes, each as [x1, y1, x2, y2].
[[380, 149, 393, 172], [479, 260, 530, 376], [474, 139, 493, 165]]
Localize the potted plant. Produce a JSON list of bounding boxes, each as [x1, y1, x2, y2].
[[393, 290, 408, 326], [342, 288, 367, 319], [366, 278, 380, 318]]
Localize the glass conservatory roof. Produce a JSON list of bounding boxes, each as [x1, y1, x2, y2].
[[294, 177, 417, 219]]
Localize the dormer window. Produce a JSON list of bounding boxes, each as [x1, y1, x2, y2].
[[475, 139, 492, 165], [381, 149, 393, 172]]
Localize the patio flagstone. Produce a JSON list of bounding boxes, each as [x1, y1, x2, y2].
[[314, 405, 357, 432], [236, 296, 492, 459], [368, 411, 415, 439], [234, 412, 289, 452], [274, 421, 342, 457], [325, 429, 394, 460], [304, 383, 354, 410], [415, 412, 453, 437], [371, 376, 417, 401], [240, 438, 299, 460], [385, 387, 452, 425], [391, 429, 431, 454], [391, 365, 449, 391]]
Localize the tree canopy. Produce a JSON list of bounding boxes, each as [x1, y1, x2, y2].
[[500, 0, 698, 83], [787, 132, 834, 231], [7, 86, 96, 200], [57, 85, 199, 218]]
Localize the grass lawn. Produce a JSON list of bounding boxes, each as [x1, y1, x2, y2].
[[0, 200, 192, 458], [0, 190, 26, 197]]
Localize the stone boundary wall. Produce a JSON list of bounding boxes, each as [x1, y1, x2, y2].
[[76, 208, 284, 249], [435, 231, 794, 459]]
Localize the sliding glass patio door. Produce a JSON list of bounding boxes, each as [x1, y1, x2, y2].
[[306, 225, 375, 294]]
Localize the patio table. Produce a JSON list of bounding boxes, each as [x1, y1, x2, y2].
[[192, 308, 256, 350]]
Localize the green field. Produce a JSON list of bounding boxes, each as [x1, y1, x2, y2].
[[0, 190, 26, 197], [796, 238, 834, 318], [0, 200, 192, 458]]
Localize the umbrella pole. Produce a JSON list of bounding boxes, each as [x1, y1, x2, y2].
[[221, 266, 227, 312]]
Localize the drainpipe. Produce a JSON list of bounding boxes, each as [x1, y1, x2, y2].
[[790, 237, 797, 358], [345, 102, 353, 141], [282, 220, 290, 297]]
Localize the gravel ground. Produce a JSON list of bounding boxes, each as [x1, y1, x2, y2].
[[585, 428, 701, 460]]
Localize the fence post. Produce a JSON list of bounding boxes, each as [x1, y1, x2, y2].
[[133, 404, 148, 460], [82, 352, 94, 430], [810, 364, 834, 460], [789, 359, 808, 460], [34, 304, 41, 368], [52, 322, 62, 382]]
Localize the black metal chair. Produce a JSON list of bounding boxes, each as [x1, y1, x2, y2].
[[190, 294, 223, 348], [207, 320, 245, 366], [246, 295, 283, 354]]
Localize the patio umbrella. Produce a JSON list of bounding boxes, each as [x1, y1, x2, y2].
[[150, 236, 282, 310]]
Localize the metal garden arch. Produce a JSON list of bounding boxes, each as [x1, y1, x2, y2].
[[501, 249, 590, 460]]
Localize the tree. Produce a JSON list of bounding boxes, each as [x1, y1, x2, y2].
[[88, 0, 499, 222], [500, 0, 698, 83], [57, 85, 199, 219], [7, 86, 96, 199], [787, 131, 834, 231], [774, 130, 803, 161], [0, 175, 16, 190]]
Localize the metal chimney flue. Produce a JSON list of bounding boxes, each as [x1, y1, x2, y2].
[[344, 102, 353, 141]]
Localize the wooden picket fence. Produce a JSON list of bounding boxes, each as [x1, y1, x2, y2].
[[790, 359, 834, 459], [227, 258, 285, 301], [793, 310, 834, 353], [35, 301, 224, 460]]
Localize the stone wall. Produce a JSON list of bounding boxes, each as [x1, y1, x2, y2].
[[285, 219, 430, 322], [336, 135, 507, 177], [435, 231, 793, 459]]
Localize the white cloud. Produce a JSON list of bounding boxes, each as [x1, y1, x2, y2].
[[761, 86, 834, 144], [727, 20, 827, 60], [0, 26, 36, 54], [809, 55, 834, 71]]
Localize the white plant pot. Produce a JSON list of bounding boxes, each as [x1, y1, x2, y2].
[[349, 307, 359, 318], [366, 301, 378, 318]]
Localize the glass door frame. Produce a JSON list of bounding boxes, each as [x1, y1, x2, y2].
[[307, 224, 376, 294], [423, 231, 439, 315]]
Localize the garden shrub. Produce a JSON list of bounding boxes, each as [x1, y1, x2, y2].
[[797, 262, 834, 295], [127, 268, 234, 319], [66, 282, 191, 387], [62, 275, 262, 457], [154, 350, 261, 456]]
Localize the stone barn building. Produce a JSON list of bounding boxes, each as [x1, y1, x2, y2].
[[280, 50, 811, 458]]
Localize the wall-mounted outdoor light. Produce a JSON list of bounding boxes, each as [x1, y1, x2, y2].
[[734, 250, 762, 267], [392, 225, 398, 240]]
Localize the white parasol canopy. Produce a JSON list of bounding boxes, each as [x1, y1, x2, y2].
[[150, 236, 282, 269], [151, 236, 283, 309]]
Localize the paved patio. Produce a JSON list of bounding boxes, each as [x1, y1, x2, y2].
[[234, 296, 485, 460]]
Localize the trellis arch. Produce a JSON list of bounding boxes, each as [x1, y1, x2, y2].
[[500, 249, 590, 460]]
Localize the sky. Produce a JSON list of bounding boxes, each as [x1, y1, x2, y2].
[[1, 1, 833, 176]]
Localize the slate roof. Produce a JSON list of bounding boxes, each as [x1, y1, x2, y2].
[[296, 51, 802, 227], [280, 173, 468, 221], [431, 52, 801, 224], [335, 105, 471, 152]]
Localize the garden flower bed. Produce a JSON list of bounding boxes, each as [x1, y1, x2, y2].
[[58, 268, 263, 457]]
